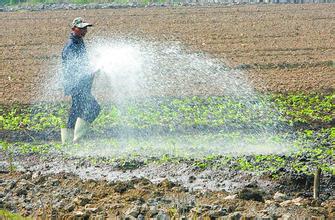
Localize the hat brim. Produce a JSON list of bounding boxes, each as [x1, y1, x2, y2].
[[75, 23, 93, 28]]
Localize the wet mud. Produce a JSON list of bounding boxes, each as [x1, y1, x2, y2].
[[1, 153, 334, 219]]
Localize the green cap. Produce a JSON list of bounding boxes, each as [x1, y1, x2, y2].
[[72, 17, 93, 29]]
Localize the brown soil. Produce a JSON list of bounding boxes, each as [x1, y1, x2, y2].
[[1, 4, 335, 104], [1, 163, 334, 219]]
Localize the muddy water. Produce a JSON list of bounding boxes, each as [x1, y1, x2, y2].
[[8, 153, 273, 193]]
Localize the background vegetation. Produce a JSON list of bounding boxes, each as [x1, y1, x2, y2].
[[0, 0, 166, 6]]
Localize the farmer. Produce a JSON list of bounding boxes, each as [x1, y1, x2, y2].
[[61, 17, 100, 144]]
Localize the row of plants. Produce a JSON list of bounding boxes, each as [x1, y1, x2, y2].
[[191, 144, 334, 176], [121, 127, 333, 175], [0, 127, 333, 175], [0, 93, 333, 132]]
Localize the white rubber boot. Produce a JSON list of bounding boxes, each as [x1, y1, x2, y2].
[[73, 118, 90, 144], [61, 128, 74, 145]]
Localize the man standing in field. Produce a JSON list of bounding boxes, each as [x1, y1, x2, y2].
[[61, 17, 100, 144]]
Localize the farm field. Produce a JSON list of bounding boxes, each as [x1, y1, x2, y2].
[[0, 3, 335, 219], [0, 4, 334, 103]]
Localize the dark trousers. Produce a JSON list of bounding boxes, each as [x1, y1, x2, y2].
[[67, 92, 101, 129]]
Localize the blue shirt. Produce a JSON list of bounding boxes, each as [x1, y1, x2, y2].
[[62, 33, 93, 96]]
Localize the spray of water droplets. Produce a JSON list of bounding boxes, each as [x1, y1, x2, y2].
[[40, 38, 298, 158]]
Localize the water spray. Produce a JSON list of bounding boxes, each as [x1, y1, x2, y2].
[[41, 38, 297, 158]]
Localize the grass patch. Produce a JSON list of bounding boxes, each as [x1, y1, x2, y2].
[[0, 209, 31, 220]]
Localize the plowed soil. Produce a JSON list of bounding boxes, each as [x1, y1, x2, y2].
[[1, 4, 335, 104]]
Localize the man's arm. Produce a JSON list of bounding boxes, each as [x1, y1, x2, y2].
[[62, 43, 81, 95]]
